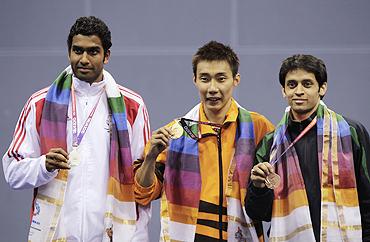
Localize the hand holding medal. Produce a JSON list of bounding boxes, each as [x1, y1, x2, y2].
[[250, 162, 276, 189], [252, 116, 318, 189], [45, 148, 71, 172], [169, 120, 184, 139]]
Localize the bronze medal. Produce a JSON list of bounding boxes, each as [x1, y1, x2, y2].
[[265, 172, 281, 189], [170, 121, 183, 139]]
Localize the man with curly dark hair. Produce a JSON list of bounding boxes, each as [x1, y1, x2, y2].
[[3, 16, 151, 242]]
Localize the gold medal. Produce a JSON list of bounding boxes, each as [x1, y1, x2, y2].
[[170, 121, 183, 139], [69, 147, 80, 167], [265, 172, 281, 189]]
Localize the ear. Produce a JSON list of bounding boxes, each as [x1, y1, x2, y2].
[[193, 75, 199, 88], [319, 82, 327, 96], [281, 87, 286, 98], [103, 49, 111, 64], [233, 73, 241, 87]]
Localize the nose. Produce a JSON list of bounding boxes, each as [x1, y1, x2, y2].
[[208, 80, 219, 94], [80, 52, 89, 65], [295, 83, 304, 96]]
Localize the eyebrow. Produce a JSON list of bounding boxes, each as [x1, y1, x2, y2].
[[215, 72, 227, 76], [72, 45, 101, 52], [198, 72, 228, 76]]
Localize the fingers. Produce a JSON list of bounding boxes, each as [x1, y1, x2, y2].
[[147, 127, 173, 158], [45, 148, 70, 172], [250, 162, 274, 188], [151, 127, 173, 147], [253, 162, 273, 176], [50, 147, 69, 159], [152, 127, 172, 145]]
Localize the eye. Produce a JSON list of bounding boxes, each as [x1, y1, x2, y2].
[[73, 47, 83, 55], [200, 76, 210, 82], [302, 80, 313, 88], [217, 76, 226, 82], [286, 80, 297, 88], [88, 49, 99, 55]]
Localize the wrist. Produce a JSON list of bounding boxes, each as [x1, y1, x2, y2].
[[252, 181, 266, 189]]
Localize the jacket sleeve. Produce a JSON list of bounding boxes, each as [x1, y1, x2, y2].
[[2, 96, 57, 190], [348, 118, 370, 241], [129, 101, 151, 160], [133, 142, 166, 206], [245, 132, 274, 221]]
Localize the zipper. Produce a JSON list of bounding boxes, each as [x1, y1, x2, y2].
[[216, 127, 223, 241]]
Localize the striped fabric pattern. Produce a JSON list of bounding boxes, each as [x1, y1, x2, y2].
[[269, 102, 362, 241], [162, 103, 259, 241], [32, 67, 136, 241]]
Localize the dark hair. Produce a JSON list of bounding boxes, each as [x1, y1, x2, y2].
[[67, 16, 112, 55], [279, 54, 327, 87], [192, 41, 239, 78]]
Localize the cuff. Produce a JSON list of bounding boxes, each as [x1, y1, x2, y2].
[[249, 182, 273, 196], [134, 173, 157, 194], [40, 155, 58, 178]]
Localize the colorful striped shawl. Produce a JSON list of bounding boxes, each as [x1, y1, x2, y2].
[[29, 67, 136, 242], [269, 102, 362, 241], [162, 102, 260, 241]]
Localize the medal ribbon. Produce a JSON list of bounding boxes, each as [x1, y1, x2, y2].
[[271, 116, 317, 166], [71, 82, 105, 147], [180, 117, 222, 141]]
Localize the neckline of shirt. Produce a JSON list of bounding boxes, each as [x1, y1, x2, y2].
[[72, 76, 106, 96]]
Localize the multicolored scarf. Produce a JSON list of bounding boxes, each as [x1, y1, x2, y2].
[[28, 67, 136, 242], [269, 102, 362, 241], [161, 103, 260, 241]]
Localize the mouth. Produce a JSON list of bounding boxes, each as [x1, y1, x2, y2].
[[292, 99, 307, 104], [206, 97, 221, 102], [77, 67, 93, 73]]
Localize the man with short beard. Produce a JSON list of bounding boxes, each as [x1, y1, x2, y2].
[[2, 16, 151, 242]]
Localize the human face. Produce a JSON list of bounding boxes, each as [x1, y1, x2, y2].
[[69, 34, 110, 84], [194, 60, 240, 120], [283, 69, 327, 121]]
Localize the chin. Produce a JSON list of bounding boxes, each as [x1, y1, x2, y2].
[[206, 106, 222, 113]]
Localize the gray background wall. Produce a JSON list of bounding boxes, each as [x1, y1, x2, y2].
[[1, 1, 370, 241]]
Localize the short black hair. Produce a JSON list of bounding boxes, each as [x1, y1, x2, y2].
[[67, 16, 112, 55], [192, 41, 239, 78], [279, 54, 327, 87]]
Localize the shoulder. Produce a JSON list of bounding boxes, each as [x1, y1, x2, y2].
[[343, 116, 369, 135], [255, 130, 275, 161], [342, 116, 370, 146], [249, 111, 271, 123], [24, 87, 49, 112], [117, 84, 146, 108], [249, 111, 275, 129], [257, 130, 275, 149], [15, 87, 49, 134], [117, 84, 148, 126]]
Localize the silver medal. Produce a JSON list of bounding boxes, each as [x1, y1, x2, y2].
[[69, 147, 80, 167]]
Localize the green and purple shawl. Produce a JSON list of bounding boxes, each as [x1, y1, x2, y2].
[[29, 67, 136, 242], [269, 102, 362, 241]]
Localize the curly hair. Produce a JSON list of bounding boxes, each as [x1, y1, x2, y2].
[[279, 54, 327, 87], [192, 41, 239, 78], [67, 16, 112, 55]]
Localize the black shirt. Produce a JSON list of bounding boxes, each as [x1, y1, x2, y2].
[[245, 113, 370, 241]]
